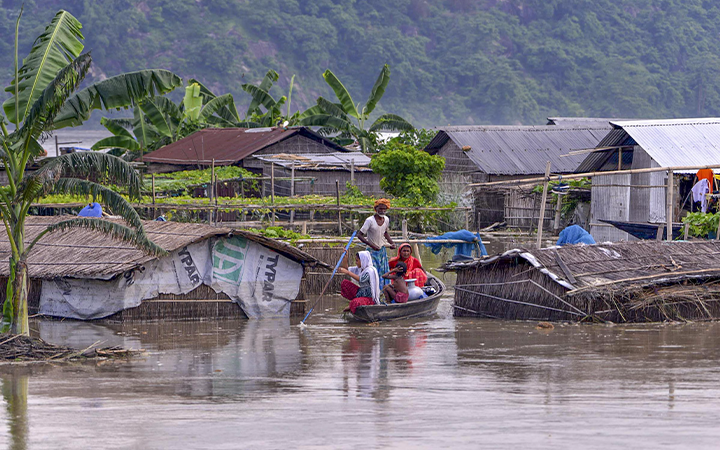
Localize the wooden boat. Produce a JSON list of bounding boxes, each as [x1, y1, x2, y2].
[[599, 219, 684, 240], [347, 275, 446, 323]]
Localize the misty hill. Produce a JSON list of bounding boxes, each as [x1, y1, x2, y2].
[[2, 0, 719, 127]]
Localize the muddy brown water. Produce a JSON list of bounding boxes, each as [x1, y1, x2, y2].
[[2, 240, 720, 449]]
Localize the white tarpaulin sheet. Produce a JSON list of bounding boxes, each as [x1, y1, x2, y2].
[[39, 236, 303, 320]]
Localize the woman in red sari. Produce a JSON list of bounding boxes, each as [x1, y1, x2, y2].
[[388, 243, 427, 287]]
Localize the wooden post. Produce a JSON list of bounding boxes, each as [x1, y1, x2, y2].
[[290, 161, 296, 197], [151, 173, 156, 219], [666, 170, 673, 241], [271, 162, 276, 226], [464, 210, 470, 230], [402, 219, 408, 239], [715, 217, 720, 242], [656, 224, 664, 241], [301, 221, 307, 235], [535, 161, 551, 248], [618, 148, 622, 171], [412, 243, 423, 266], [209, 159, 215, 225], [240, 177, 245, 199], [553, 194, 563, 234], [477, 212, 482, 233], [684, 222, 690, 240], [350, 159, 355, 185], [336, 180, 342, 235], [55, 135, 59, 156], [290, 161, 295, 224]]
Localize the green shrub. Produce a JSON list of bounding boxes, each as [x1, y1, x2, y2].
[[369, 143, 445, 204]]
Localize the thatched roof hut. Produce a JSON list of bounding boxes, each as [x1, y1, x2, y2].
[[0, 216, 326, 321], [445, 240, 720, 323]]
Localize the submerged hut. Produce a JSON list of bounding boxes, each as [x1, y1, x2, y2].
[[423, 123, 611, 228], [254, 152, 384, 197], [447, 240, 720, 323], [0, 216, 327, 321]]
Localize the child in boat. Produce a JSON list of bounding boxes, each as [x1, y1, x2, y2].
[[382, 261, 409, 304], [339, 251, 381, 313]]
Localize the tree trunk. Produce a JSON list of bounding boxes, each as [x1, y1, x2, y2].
[[11, 260, 28, 336]]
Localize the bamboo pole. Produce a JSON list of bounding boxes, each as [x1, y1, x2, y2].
[[666, 169, 673, 241], [553, 194, 562, 234], [151, 173, 156, 219], [470, 163, 720, 187], [536, 161, 551, 248], [240, 177, 245, 199], [290, 161, 295, 225], [271, 162, 276, 226], [336, 180, 342, 235], [402, 219, 408, 239], [209, 159, 215, 225], [350, 159, 355, 185]]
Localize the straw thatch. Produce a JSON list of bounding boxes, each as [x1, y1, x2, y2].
[[447, 240, 720, 323], [0, 216, 325, 280]]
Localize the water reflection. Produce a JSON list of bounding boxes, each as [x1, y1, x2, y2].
[[1, 369, 28, 450], [2, 310, 720, 448]]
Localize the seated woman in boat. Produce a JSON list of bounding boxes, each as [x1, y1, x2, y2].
[[358, 199, 396, 288], [339, 251, 381, 313], [388, 243, 427, 287], [382, 262, 409, 304]]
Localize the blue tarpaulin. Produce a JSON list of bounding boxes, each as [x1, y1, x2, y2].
[[424, 230, 488, 257], [556, 225, 596, 246], [78, 202, 103, 218]]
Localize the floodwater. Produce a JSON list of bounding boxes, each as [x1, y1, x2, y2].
[[2, 244, 720, 449]]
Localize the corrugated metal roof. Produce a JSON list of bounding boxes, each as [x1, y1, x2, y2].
[[575, 128, 636, 173], [254, 152, 371, 170], [576, 118, 720, 173], [546, 117, 619, 127], [141, 127, 347, 165], [425, 125, 611, 175]]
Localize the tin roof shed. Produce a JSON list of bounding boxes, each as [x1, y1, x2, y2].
[[424, 125, 611, 175], [576, 118, 720, 173]]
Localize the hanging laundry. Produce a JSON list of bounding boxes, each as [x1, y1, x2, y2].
[[691, 178, 710, 213], [697, 168, 715, 192]]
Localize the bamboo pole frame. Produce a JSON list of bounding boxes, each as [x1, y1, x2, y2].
[[536, 161, 551, 248]]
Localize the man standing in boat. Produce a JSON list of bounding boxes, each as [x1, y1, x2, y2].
[[358, 199, 396, 288]]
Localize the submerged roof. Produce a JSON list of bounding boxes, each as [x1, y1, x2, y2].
[[141, 127, 348, 166], [424, 125, 611, 175], [254, 152, 371, 170], [576, 118, 720, 173], [0, 216, 326, 279]]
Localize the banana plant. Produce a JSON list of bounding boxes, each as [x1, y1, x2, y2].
[[241, 70, 304, 127], [299, 64, 414, 151], [92, 82, 241, 158], [0, 9, 180, 335]]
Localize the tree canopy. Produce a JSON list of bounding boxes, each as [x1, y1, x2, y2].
[[2, 1, 720, 127]]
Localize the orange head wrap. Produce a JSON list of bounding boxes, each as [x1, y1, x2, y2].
[[374, 198, 391, 209]]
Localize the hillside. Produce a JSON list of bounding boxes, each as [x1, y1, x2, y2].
[[2, 0, 720, 127]]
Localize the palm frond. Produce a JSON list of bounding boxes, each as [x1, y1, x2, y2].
[[32, 151, 143, 199], [53, 178, 145, 229], [40, 218, 166, 256], [244, 70, 279, 116], [52, 69, 182, 129], [322, 69, 359, 119], [14, 53, 92, 141], [200, 93, 240, 122], [364, 64, 391, 116], [241, 84, 276, 112], [2, 10, 84, 125], [140, 100, 173, 137], [91, 135, 141, 152], [316, 97, 350, 120], [100, 117, 134, 138], [369, 114, 414, 132], [299, 114, 351, 131]]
